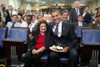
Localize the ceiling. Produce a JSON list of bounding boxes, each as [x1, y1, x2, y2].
[[24, 0, 95, 6]]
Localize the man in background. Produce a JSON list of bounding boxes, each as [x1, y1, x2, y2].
[[0, 4, 7, 25], [6, 5, 13, 25], [70, 2, 83, 23]]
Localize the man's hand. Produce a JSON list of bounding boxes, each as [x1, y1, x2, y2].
[[37, 47, 46, 53], [63, 47, 69, 53], [32, 49, 38, 54]]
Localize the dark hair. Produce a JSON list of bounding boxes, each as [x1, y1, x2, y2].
[[36, 19, 48, 30], [61, 10, 69, 15], [1, 4, 5, 7], [27, 15, 33, 20], [52, 10, 61, 15], [78, 15, 83, 18], [32, 15, 36, 17], [83, 6, 89, 10]]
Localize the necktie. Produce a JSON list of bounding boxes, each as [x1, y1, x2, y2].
[[12, 22, 15, 27], [11, 11, 12, 16], [55, 24, 58, 36], [76, 8, 78, 16]]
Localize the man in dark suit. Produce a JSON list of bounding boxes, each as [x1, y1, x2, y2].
[[48, 10, 79, 67], [6, 5, 13, 25], [82, 6, 92, 24], [74, 15, 87, 27], [69, 2, 83, 23]]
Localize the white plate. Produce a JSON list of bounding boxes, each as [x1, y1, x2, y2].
[[49, 47, 64, 52]]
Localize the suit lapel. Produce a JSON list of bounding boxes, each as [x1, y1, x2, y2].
[[74, 8, 77, 17], [62, 22, 66, 36], [74, 8, 77, 15], [76, 22, 78, 26], [34, 30, 39, 44]]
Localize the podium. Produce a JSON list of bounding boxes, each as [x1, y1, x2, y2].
[[2, 40, 25, 59], [81, 44, 100, 64]]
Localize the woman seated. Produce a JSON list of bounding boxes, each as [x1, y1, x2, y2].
[[25, 19, 53, 67]]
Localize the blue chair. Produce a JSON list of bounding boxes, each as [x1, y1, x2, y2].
[[2, 27, 29, 58], [0, 27, 7, 57], [75, 28, 78, 37], [76, 26, 92, 37], [8, 27, 28, 42], [81, 29, 100, 63], [82, 29, 100, 45]]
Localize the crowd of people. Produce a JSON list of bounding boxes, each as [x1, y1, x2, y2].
[[0, 1, 100, 67], [0, 2, 100, 29]]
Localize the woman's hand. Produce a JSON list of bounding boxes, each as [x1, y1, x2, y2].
[[29, 34, 34, 40], [37, 47, 46, 53], [32, 49, 38, 54], [32, 47, 46, 54]]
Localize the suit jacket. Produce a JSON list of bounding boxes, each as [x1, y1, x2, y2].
[[0, 12, 1, 22], [74, 22, 87, 27], [64, 21, 72, 23], [83, 12, 92, 24], [49, 21, 78, 49], [0, 8, 2, 22], [6, 10, 12, 24], [28, 29, 53, 51], [69, 8, 83, 23]]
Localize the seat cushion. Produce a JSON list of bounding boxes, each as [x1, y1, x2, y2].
[[21, 54, 81, 63], [60, 57, 68, 63], [40, 54, 48, 61]]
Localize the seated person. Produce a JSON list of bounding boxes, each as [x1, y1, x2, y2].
[[20, 15, 35, 32], [25, 19, 53, 67], [90, 15, 100, 28], [6, 15, 21, 29], [48, 10, 79, 67], [74, 15, 87, 27]]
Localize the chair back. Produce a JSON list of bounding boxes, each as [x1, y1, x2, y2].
[[82, 29, 100, 44], [9, 27, 29, 42], [0, 27, 7, 41]]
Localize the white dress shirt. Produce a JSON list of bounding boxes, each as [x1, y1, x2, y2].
[[82, 12, 87, 17], [6, 22, 21, 28], [6, 21, 21, 32], [9, 10, 13, 17], [75, 8, 80, 16], [53, 21, 62, 37], [20, 22, 35, 32], [78, 22, 82, 26]]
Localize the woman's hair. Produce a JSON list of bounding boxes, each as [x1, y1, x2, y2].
[[36, 19, 48, 30]]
